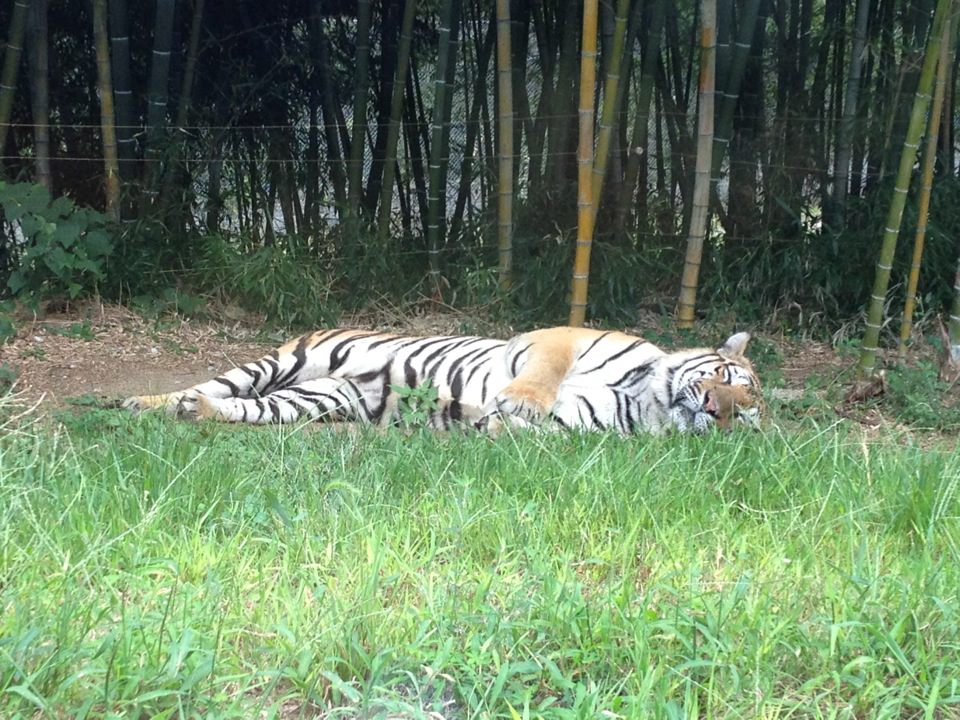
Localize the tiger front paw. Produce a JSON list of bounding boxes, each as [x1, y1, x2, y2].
[[173, 391, 219, 421], [474, 411, 533, 437], [491, 392, 548, 425], [122, 392, 183, 416]]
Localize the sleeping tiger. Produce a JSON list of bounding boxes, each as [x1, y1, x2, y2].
[[123, 326, 763, 434]]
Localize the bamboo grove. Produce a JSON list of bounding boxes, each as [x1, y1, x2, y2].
[[1, 0, 960, 349]]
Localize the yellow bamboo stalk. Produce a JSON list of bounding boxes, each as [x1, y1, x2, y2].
[[676, 0, 717, 329], [569, 0, 599, 327], [92, 0, 120, 220], [898, 14, 953, 358], [590, 0, 630, 222], [858, 0, 952, 377], [495, 0, 513, 290]]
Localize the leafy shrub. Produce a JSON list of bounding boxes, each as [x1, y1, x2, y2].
[[0, 181, 113, 302], [391, 380, 440, 427], [193, 235, 341, 328]]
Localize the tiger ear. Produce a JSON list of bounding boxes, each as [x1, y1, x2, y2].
[[718, 331, 751, 357]]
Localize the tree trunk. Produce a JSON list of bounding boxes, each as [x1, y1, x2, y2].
[[93, 0, 120, 219], [676, 0, 716, 330], [568, 0, 598, 327], [495, 0, 514, 289], [858, 0, 952, 377]]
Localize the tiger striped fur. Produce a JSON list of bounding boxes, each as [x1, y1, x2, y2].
[[123, 326, 763, 434]]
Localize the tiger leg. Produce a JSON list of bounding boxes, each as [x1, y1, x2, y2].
[[189, 377, 374, 424], [477, 332, 576, 431], [123, 331, 369, 416], [122, 354, 299, 416]]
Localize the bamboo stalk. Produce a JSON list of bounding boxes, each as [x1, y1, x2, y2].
[[376, 0, 418, 244], [676, 0, 717, 330], [616, 0, 664, 233], [589, 0, 630, 224], [427, 0, 462, 290], [898, 13, 954, 358], [345, 0, 372, 233], [495, 0, 513, 290], [28, 0, 51, 190], [93, 0, 120, 219], [0, 0, 30, 161], [858, 0, 953, 377], [831, 0, 871, 226], [140, 0, 175, 208], [568, 0, 599, 327]]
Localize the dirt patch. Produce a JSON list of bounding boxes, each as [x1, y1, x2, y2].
[[1, 304, 270, 408]]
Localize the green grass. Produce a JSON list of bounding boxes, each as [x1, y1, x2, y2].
[[1, 401, 959, 719]]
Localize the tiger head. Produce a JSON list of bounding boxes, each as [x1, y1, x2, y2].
[[673, 332, 764, 433]]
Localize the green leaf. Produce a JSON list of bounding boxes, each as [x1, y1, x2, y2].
[[84, 230, 113, 257], [7, 272, 26, 295], [49, 195, 74, 219], [22, 182, 52, 214], [44, 245, 73, 274]]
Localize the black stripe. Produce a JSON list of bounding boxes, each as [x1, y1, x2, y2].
[[402, 336, 452, 388], [580, 340, 646, 374], [261, 357, 280, 392], [577, 395, 604, 430], [368, 334, 403, 350], [610, 362, 653, 389], [449, 365, 464, 422], [463, 346, 498, 386], [240, 365, 261, 384], [577, 332, 612, 361], [370, 363, 393, 423], [267, 398, 282, 421], [328, 336, 359, 373], [510, 345, 529, 377], [276, 336, 310, 389], [309, 328, 351, 350], [423, 338, 471, 380], [214, 377, 241, 395]]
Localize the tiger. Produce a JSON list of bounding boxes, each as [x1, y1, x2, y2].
[[123, 326, 763, 434]]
